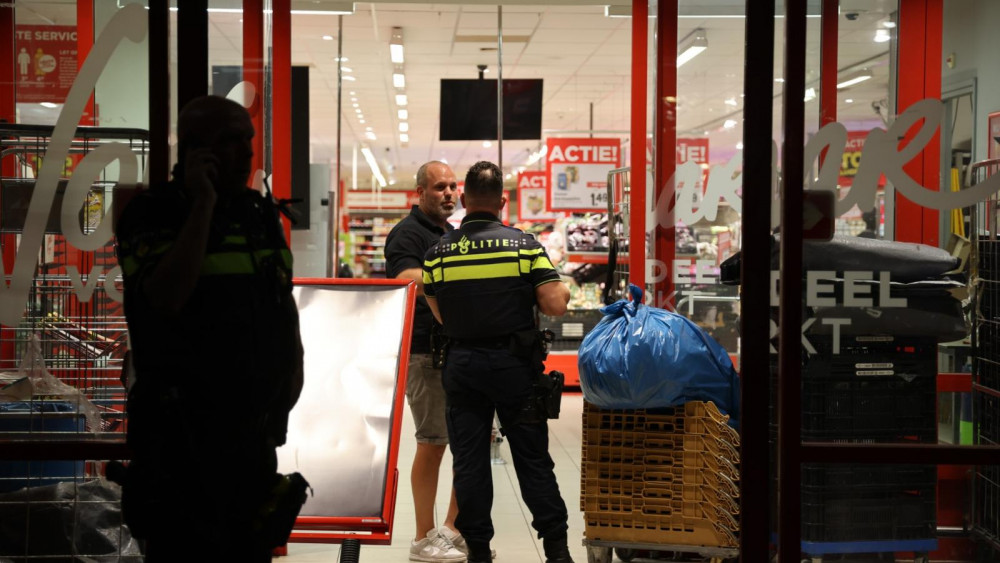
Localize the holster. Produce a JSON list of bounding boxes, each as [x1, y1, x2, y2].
[[430, 322, 449, 369], [513, 329, 563, 423]]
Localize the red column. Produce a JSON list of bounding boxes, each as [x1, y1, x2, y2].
[[272, 0, 292, 241], [819, 0, 838, 130], [896, 0, 942, 245], [629, 0, 647, 291], [243, 0, 265, 181], [77, 0, 96, 126], [653, 1, 677, 307]]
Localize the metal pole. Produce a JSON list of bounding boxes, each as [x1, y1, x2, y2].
[[589, 102, 594, 138], [740, 0, 775, 560], [497, 5, 503, 172], [328, 15, 343, 278], [778, 0, 807, 560]]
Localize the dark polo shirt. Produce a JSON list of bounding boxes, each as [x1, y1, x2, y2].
[[385, 205, 453, 354]]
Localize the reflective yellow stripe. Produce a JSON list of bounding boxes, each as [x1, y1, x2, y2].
[[200, 249, 290, 275], [519, 259, 531, 274], [423, 269, 433, 285], [121, 256, 141, 276], [444, 262, 520, 282], [443, 251, 518, 263], [532, 256, 555, 271], [432, 267, 443, 282], [425, 256, 442, 267], [223, 235, 247, 245], [519, 248, 544, 256], [201, 252, 255, 274]]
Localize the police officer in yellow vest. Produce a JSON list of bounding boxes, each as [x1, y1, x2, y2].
[[422, 161, 575, 563]]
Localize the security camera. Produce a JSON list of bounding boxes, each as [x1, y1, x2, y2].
[[844, 12, 860, 21]]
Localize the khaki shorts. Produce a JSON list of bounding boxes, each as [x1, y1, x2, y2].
[[406, 354, 449, 445]]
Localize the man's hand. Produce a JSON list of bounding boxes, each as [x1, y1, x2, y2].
[[182, 147, 220, 206]]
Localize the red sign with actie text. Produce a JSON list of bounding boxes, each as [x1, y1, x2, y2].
[[518, 171, 564, 222], [546, 137, 621, 212], [15, 25, 79, 104]]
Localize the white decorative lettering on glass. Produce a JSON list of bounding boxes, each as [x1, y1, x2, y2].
[[0, 4, 146, 326]]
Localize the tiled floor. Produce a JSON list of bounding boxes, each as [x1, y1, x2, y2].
[[282, 392, 592, 563]]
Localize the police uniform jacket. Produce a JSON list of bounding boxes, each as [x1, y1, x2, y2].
[[422, 211, 561, 340]]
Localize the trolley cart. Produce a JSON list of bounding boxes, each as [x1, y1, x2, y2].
[[799, 540, 933, 563], [584, 538, 738, 563]]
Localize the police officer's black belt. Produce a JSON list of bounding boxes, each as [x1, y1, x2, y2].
[[450, 335, 511, 349]]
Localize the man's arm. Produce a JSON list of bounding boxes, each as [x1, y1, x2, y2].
[[535, 280, 570, 317], [140, 148, 218, 316], [395, 267, 425, 295], [425, 295, 443, 324]]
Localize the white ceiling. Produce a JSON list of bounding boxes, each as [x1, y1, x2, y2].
[[13, 0, 901, 187]]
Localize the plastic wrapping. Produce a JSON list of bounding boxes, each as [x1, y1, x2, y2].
[[0, 334, 102, 432], [577, 284, 740, 425], [0, 479, 142, 560]]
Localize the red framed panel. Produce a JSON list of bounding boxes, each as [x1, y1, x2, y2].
[[272, 0, 292, 241], [629, 0, 647, 290], [243, 0, 265, 180], [77, 0, 96, 126], [287, 278, 415, 545], [653, 0, 677, 308], [895, 0, 942, 245]]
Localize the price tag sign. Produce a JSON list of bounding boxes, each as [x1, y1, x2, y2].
[[518, 171, 565, 222], [546, 138, 621, 212]]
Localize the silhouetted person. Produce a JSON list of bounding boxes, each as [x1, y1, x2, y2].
[[115, 96, 305, 561]]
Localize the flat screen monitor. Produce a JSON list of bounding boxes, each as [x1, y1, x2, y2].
[[439, 79, 542, 141]]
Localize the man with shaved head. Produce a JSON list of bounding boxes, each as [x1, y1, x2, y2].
[[116, 96, 305, 561]]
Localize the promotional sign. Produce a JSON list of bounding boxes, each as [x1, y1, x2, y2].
[[517, 171, 563, 222], [15, 25, 79, 104], [838, 131, 886, 189], [677, 138, 709, 165], [343, 190, 418, 210], [546, 138, 621, 212]]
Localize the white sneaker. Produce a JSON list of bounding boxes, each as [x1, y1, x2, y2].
[[438, 526, 496, 559], [409, 529, 467, 562]]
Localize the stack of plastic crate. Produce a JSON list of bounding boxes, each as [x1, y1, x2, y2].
[[973, 235, 1000, 553], [770, 334, 939, 557], [581, 400, 740, 549]]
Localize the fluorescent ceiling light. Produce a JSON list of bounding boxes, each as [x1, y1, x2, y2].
[[804, 87, 817, 102], [361, 146, 387, 188], [341, 67, 353, 73], [171, 3, 355, 15], [365, 131, 376, 141], [343, 75, 356, 81], [724, 98, 738, 107], [399, 122, 409, 132], [736, 141, 744, 150], [352, 103, 359, 108], [390, 27, 404, 64], [400, 133, 409, 143], [604, 5, 631, 18], [322, 35, 333, 41], [873, 29, 891, 43], [845, 98, 854, 103], [39, 102, 59, 108], [395, 94, 408, 106], [398, 109, 408, 120], [723, 119, 737, 129], [483, 141, 492, 148], [393, 73, 405, 88], [677, 29, 708, 68], [359, 119, 365, 124], [837, 71, 872, 89]]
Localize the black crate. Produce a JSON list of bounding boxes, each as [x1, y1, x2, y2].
[[978, 357, 1000, 395], [802, 489, 936, 543], [802, 464, 937, 493], [983, 281, 1000, 322], [804, 336, 937, 380], [801, 375, 937, 442], [980, 321, 1000, 364], [976, 391, 1000, 446], [980, 240, 998, 281]]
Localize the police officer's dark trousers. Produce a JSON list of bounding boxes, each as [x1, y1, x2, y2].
[[443, 344, 570, 551]]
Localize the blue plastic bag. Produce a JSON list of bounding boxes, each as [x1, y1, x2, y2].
[[577, 284, 740, 426]]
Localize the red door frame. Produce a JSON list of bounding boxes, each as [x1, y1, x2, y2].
[[895, 0, 943, 245]]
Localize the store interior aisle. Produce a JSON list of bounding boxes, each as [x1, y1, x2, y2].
[[283, 392, 592, 563]]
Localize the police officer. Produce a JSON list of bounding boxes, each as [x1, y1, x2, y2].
[[422, 161, 575, 563]]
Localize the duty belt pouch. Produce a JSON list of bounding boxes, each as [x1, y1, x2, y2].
[[430, 323, 449, 369], [540, 370, 565, 419], [259, 472, 311, 548]]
